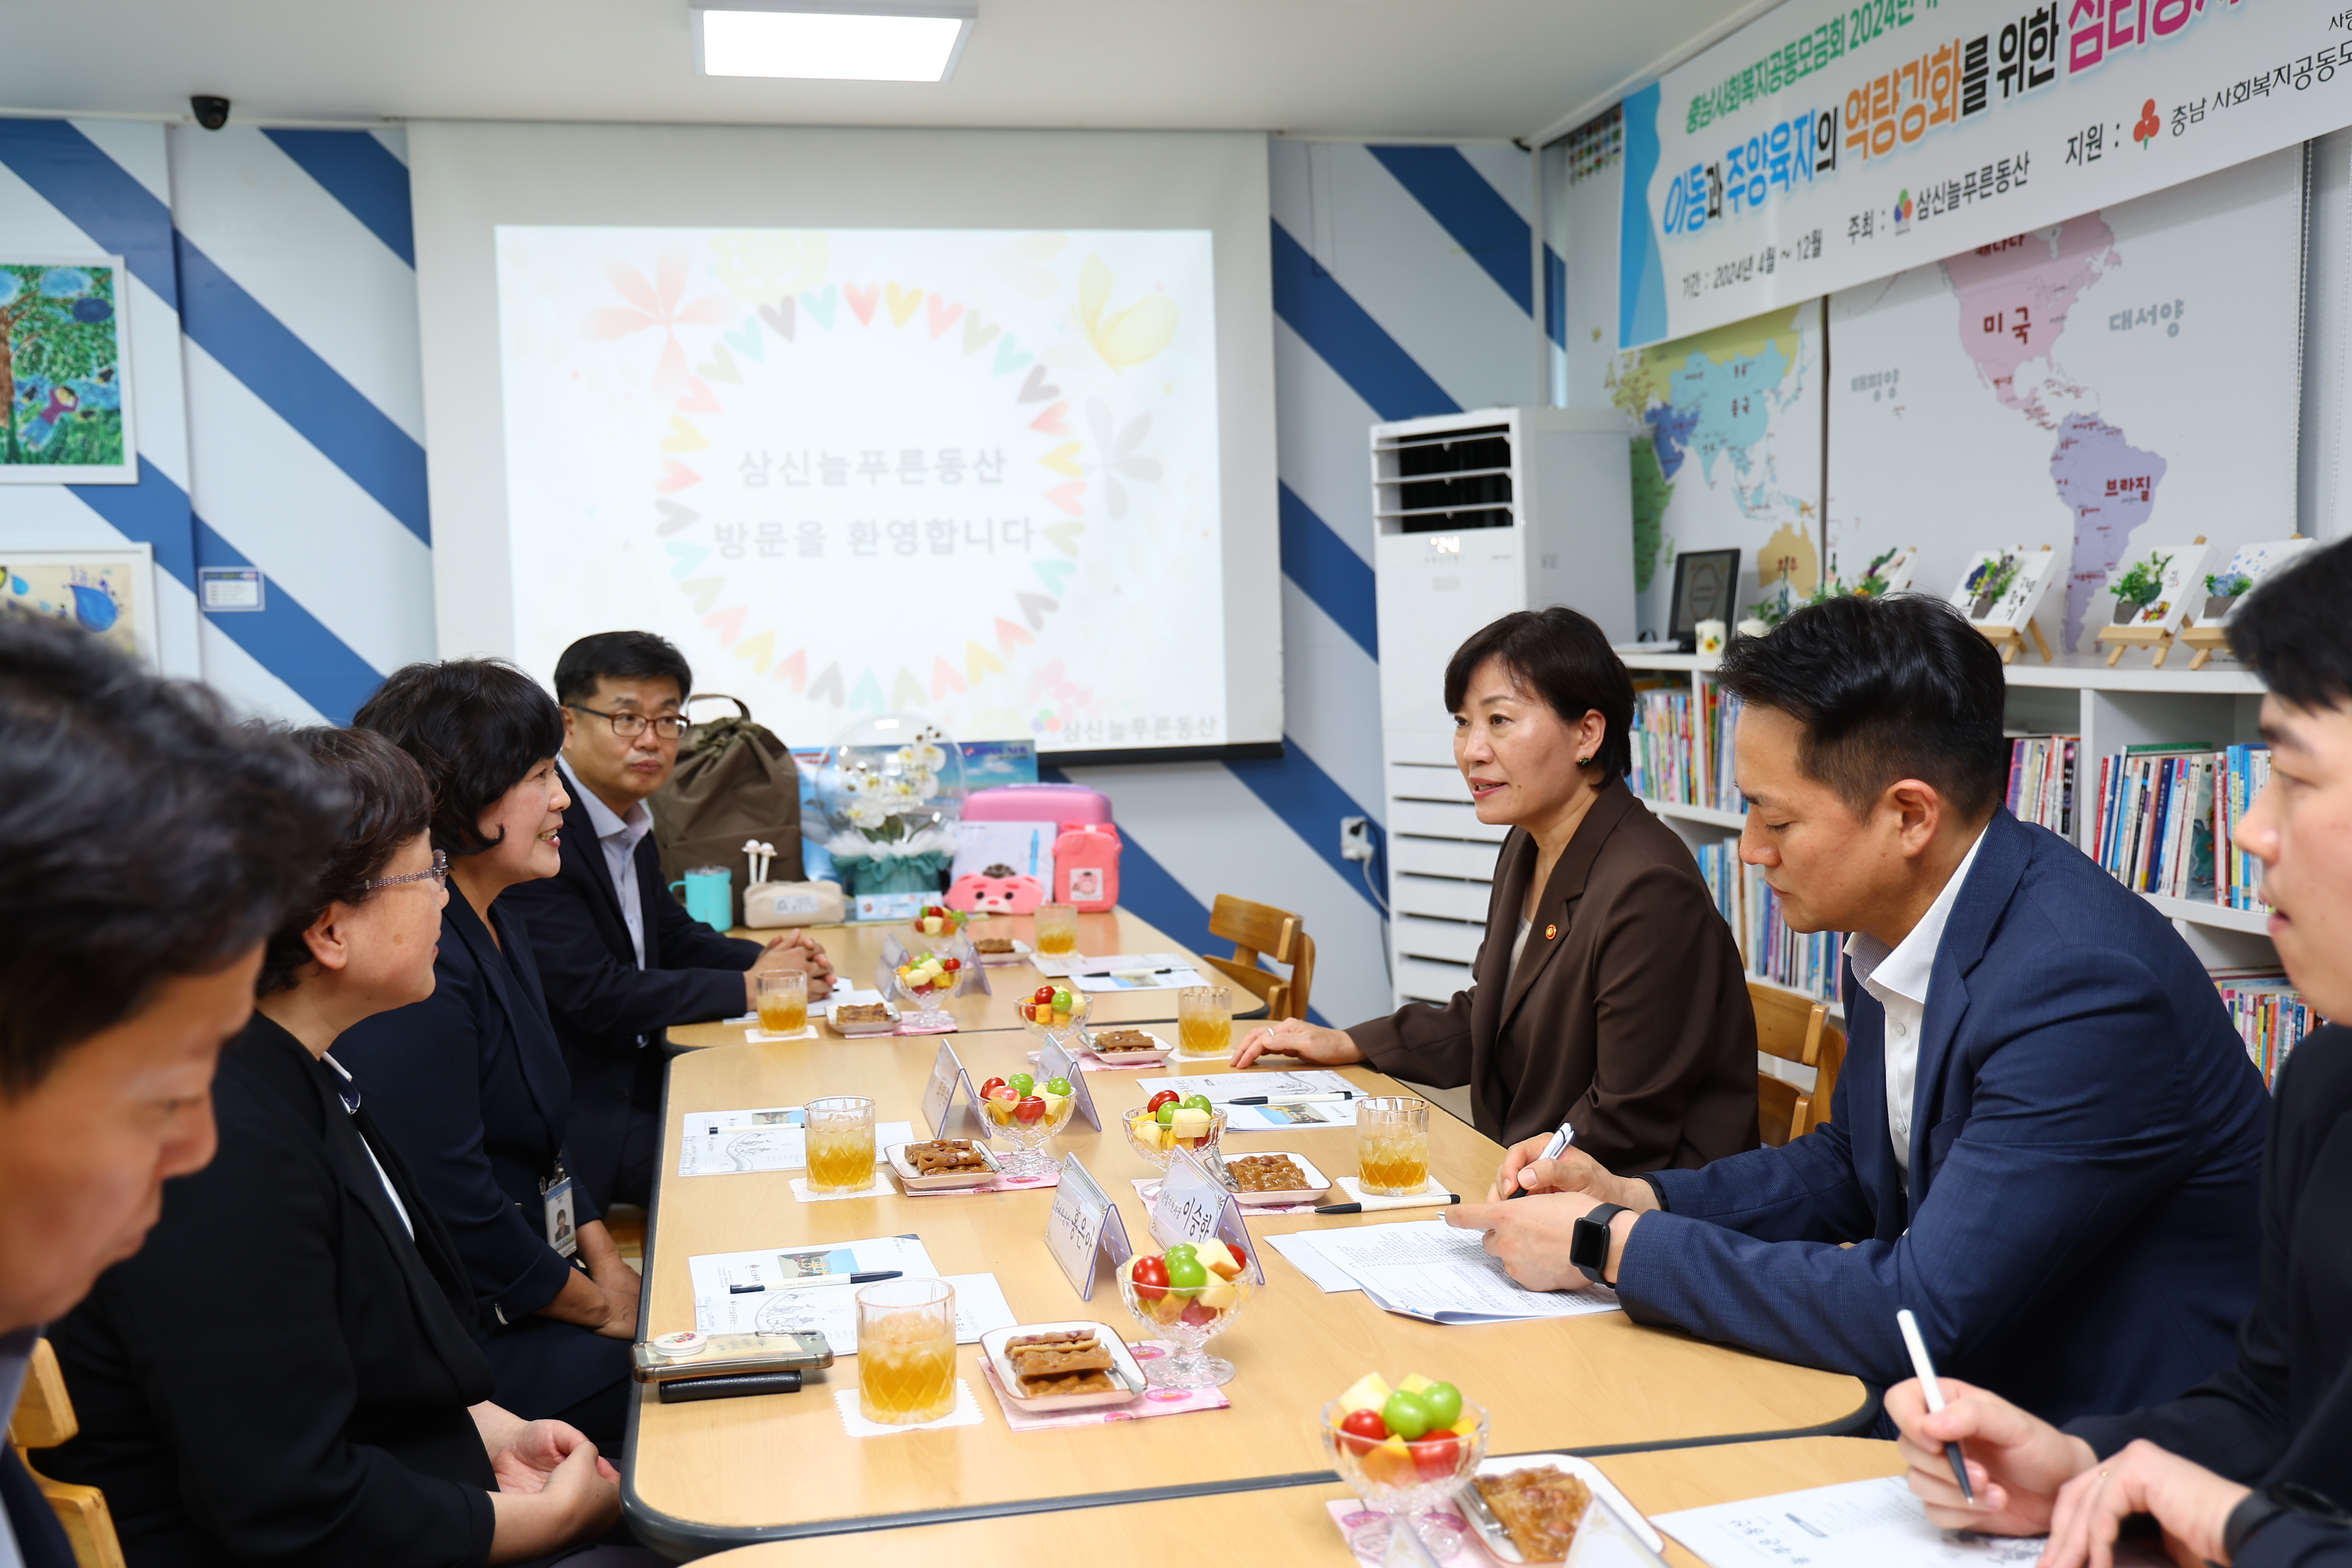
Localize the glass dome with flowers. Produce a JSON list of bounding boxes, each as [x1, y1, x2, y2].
[[813, 716, 966, 896]]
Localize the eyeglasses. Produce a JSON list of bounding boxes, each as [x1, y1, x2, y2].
[[365, 850, 449, 893], [567, 704, 688, 741]]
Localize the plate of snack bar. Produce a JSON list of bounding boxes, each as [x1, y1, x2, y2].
[[886, 1138, 1002, 1192], [970, 935, 1033, 966], [1220, 1150, 1329, 1206], [1080, 1027, 1171, 1067], [1459, 1454, 1662, 1562], [827, 996, 900, 1037], [979, 1322, 1149, 1412]]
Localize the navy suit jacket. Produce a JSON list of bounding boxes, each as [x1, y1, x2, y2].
[[1624, 809, 2269, 1425], [500, 783, 760, 1206]]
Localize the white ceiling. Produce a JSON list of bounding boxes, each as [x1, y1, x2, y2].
[[4, 0, 1768, 142]]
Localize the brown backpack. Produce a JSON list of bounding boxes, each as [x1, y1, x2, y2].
[[646, 694, 805, 925]]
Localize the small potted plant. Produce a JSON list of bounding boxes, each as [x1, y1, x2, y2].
[[2112, 551, 2174, 626], [1965, 555, 2020, 620], [1854, 547, 1903, 599], [2202, 570, 2252, 622]]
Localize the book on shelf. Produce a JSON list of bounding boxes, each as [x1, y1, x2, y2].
[[2210, 969, 2320, 1092], [2088, 741, 2271, 911], [1691, 839, 1843, 1004], [2004, 733, 2076, 837], [1628, 676, 1745, 814]]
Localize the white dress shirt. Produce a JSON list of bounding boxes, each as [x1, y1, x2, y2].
[[560, 759, 654, 969], [1842, 825, 1987, 1188]]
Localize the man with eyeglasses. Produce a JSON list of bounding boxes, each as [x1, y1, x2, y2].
[[503, 632, 834, 1210]]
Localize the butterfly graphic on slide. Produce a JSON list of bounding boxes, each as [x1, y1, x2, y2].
[[1077, 256, 1178, 373], [1084, 398, 1162, 520]]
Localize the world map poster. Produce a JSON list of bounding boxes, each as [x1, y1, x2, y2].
[[1826, 148, 2302, 654], [1609, 299, 1823, 637]]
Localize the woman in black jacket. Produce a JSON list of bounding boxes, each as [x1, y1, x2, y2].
[[44, 728, 628, 1566], [337, 662, 640, 1445]]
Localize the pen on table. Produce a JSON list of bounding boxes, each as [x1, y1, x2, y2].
[[1897, 1307, 1977, 1505], [1314, 1194, 1461, 1215], [1507, 1118, 1577, 1199], [1227, 1092, 1358, 1106], [730, 1270, 904, 1295]]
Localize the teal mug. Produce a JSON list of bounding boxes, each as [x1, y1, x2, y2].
[[670, 865, 732, 931]]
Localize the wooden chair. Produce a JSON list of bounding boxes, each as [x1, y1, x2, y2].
[[1749, 980, 1846, 1149], [8, 1337, 127, 1568], [1199, 894, 1317, 1023]]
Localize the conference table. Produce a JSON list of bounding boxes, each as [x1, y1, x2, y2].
[[691, 1436, 1909, 1565], [625, 909, 1873, 1559]]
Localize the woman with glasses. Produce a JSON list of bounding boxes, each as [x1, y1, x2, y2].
[[45, 727, 651, 1565], [337, 659, 642, 1449]]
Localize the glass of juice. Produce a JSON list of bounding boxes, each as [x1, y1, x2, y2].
[[803, 1095, 876, 1194], [1357, 1096, 1431, 1197], [1033, 902, 1079, 956], [756, 969, 808, 1035], [1177, 986, 1233, 1059], [857, 1277, 958, 1425]]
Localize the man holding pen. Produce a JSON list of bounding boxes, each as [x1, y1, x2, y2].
[[1888, 541, 2352, 1567], [1449, 594, 2270, 1425]]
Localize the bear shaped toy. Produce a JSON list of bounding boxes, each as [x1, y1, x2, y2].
[[945, 863, 1047, 914]]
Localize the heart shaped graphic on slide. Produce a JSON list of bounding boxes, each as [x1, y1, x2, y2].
[[1018, 364, 1061, 403], [759, 298, 795, 339], [1038, 442, 1083, 477], [962, 312, 999, 354], [674, 377, 722, 414], [844, 283, 881, 325], [1029, 401, 1070, 435], [696, 344, 740, 383], [655, 502, 700, 536], [927, 294, 965, 339], [661, 416, 708, 453], [724, 319, 765, 360], [992, 336, 1031, 375], [1043, 481, 1085, 514], [886, 283, 923, 327], [658, 460, 702, 494], [801, 286, 837, 329]]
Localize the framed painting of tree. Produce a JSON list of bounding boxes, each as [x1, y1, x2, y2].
[[0, 256, 136, 484]]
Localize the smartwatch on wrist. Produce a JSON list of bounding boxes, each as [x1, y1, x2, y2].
[[2225, 1483, 2352, 1560], [1570, 1203, 1628, 1285]]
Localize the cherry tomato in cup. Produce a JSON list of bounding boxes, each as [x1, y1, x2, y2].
[[1339, 1407, 1389, 1456], [1408, 1432, 1461, 1482], [942, 957, 961, 971], [1180, 1299, 1219, 1327], [1145, 1090, 1181, 1115], [1033, 986, 1056, 1004], [979, 1077, 1007, 1099], [1014, 1095, 1046, 1124], [1223, 1243, 1248, 1273], [1131, 1255, 1168, 1302]]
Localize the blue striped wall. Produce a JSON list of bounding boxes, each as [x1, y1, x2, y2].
[[0, 122, 1531, 1030]]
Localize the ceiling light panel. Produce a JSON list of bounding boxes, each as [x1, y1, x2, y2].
[[692, 1, 975, 82]]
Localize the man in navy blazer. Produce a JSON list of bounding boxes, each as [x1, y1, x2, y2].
[[1453, 594, 2269, 1426], [503, 632, 832, 1210]]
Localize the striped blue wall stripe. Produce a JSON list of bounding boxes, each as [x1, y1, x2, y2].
[[68, 463, 192, 580], [1366, 146, 1533, 315], [0, 118, 179, 309], [174, 237, 432, 545], [261, 129, 416, 266], [1270, 220, 1460, 423], [1227, 741, 1387, 916], [1276, 482, 1377, 660], [191, 515, 387, 721], [1544, 245, 1567, 348]]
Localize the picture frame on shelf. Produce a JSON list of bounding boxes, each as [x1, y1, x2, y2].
[[2177, 535, 2312, 669], [2098, 537, 2211, 667], [1947, 544, 2057, 664], [1668, 548, 1740, 653], [1851, 544, 1917, 599]]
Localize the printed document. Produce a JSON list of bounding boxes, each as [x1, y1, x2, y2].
[[685, 1235, 1015, 1353], [1267, 1221, 1619, 1323], [1654, 1476, 2167, 1567], [676, 1106, 916, 1177]]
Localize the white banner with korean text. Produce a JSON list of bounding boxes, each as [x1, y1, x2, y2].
[[1619, 0, 2352, 347]]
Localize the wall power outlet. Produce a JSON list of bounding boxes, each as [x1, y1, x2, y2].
[[1340, 816, 1374, 863]]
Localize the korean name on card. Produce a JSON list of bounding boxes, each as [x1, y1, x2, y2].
[[1037, 1038, 1100, 1130], [1151, 1148, 1265, 1285], [1045, 1154, 1132, 1301], [921, 1041, 979, 1138]]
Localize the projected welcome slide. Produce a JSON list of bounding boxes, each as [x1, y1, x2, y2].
[[495, 226, 1226, 752]]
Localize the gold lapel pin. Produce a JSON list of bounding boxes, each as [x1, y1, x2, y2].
[[1544, 923, 1558, 940]]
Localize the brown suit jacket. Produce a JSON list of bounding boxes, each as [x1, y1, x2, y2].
[[1353, 777, 1759, 1172]]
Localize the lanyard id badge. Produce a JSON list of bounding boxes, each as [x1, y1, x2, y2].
[[540, 1163, 579, 1257]]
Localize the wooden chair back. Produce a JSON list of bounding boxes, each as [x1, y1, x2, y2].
[[8, 1337, 128, 1568], [1198, 894, 1317, 1023], [1748, 981, 1846, 1148]]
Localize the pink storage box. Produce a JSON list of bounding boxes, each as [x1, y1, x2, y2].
[[963, 783, 1113, 827]]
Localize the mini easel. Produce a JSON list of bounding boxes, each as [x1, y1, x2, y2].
[[2174, 534, 2302, 670], [2098, 535, 2205, 668], [1978, 619, 2053, 665]]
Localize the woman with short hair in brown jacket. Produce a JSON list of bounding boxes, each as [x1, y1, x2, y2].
[[1235, 606, 1759, 1172]]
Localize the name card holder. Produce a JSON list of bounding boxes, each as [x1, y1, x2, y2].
[[1151, 1146, 1265, 1285], [920, 1041, 980, 1138], [1037, 1038, 1101, 1130], [1046, 1154, 1132, 1301]]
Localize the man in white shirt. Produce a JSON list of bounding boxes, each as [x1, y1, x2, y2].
[[1449, 594, 2269, 1425], [505, 632, 832, 1209]]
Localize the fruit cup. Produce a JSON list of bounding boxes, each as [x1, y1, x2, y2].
[[891, 950, 965, 1029], [1115, 1242, 1251, 1389], [1122, 1101, 1226, 1172], [1322, 1394, 1490, 1562], [976, 1072, 1079, 1178], [909, 904, 966, 940], [1014, 982, 1089, 1044]]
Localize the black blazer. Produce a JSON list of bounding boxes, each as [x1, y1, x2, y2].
[[336, 893, 601, 1337], [2070, 1023, 2352, 1502], [500, 776, 759, 1198], [43, 1016, 497, 1568]]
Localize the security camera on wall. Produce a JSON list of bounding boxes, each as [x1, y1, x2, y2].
[[191, 96, 230, 131]]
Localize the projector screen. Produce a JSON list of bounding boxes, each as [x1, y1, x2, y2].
[[410, 123, 1279, 757]]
